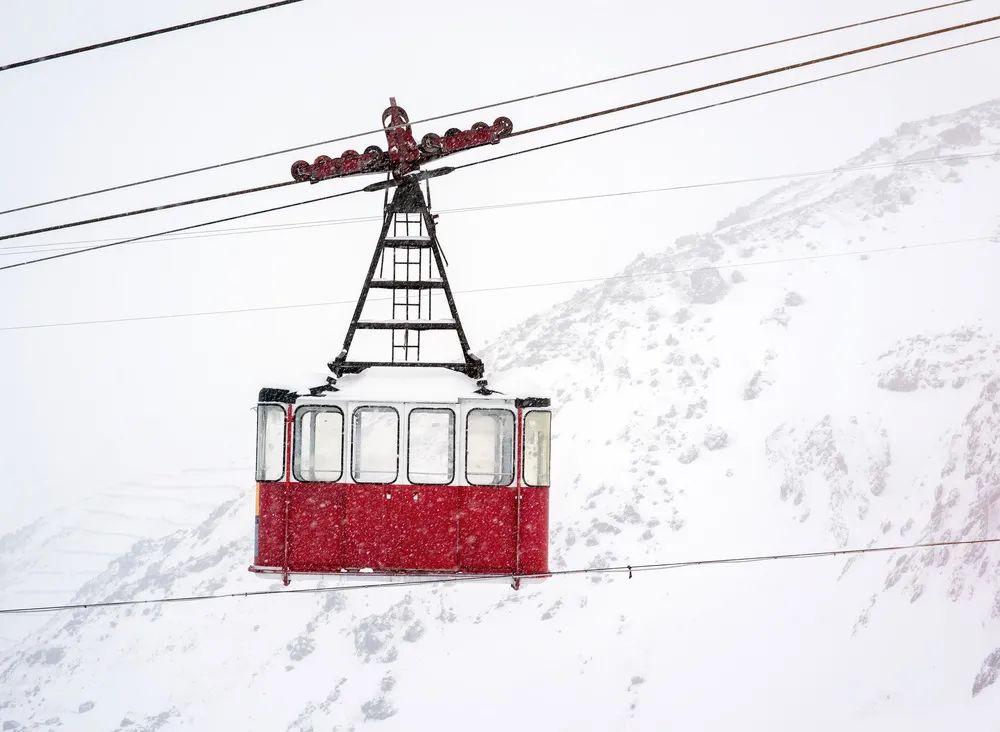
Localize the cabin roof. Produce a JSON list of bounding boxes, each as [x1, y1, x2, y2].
[[259, 367, 548, 405]]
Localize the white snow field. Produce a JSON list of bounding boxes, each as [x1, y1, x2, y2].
[[2, 98, 1000, 731]]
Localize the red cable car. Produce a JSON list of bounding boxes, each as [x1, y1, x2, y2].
[[250, 99, 550, 584], [251, 373, 551, 582]]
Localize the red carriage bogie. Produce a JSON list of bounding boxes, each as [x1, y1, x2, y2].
[[290, 97, 514, 183], [382, 101, 421, 169], [251, 373, 551, 579]]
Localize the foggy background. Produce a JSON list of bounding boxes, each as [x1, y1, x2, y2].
[[1, 0, 995, 531]]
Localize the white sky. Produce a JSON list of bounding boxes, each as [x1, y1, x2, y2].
[[0, 0, 997, 531]]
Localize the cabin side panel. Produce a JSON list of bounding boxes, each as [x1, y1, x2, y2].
[[388, 485, 460, 570], [288, 484, 344, 571], [340, 484, 390, 569], [518, 488, 549, 574], [459, 487, 517, 573], [255, 483, 286, 568]]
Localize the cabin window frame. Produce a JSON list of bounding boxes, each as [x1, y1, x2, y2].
[[522, 410, 552, 487], [350, 405, 401, 484], [465, 407, 516, 487], [292, 405, 345, 483], [407, 407, 456, 486], [255, 403, 286, 482]]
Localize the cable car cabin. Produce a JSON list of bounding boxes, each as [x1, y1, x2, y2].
[[250, 370, 551, 581]]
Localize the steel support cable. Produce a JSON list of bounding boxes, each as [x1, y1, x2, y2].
[[509, 13, 1000, 139], [3, 15, 996, 246], [2, 34, 997, 274], [0, 233, 993, 332], [0, 185, 368, 273], [456, 34, 1000, 175], [0, 536, 996, 615], [0, 0, 976, 217], [0, 0, 308, 73], [3, 16, 997, 246], [0, 180, 300, 244], [1, 149, 995, 257]]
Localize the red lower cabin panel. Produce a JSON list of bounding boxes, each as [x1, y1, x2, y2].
[[516, 488, 549, 575], [255, 482, 548, 575], [457, 487, 518, 574], [339, 484, 461, 571], [289, 484, 344, 572], [256, 483, 286, 568]]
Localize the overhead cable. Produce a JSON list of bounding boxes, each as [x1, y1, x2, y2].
[[0, 0, 976, 217], [0, 181, 299, 244], [1, 148, 995, 259], [456, 34, 1000, 174], [508, 12, 1000, 138], [0, 233, 993, 332], [3, 16, 997, 245], [0, 0, 307, 73], [2, 34, 997, 272], [0, 185, 368, 272], [1, 536, 995, 615]]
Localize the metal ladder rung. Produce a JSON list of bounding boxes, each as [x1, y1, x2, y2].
[[371, 280, 444, 289], [356, 320, 456, 330], [384, 238, 432, 248]]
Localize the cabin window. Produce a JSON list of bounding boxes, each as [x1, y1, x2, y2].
[[466, 409, 515, 486], [352, 407, 400, 483], [523, 411, 552, 487], [294, 407, 344, 482], [408, 409, 455, 484], [255, 404, 285, 482]]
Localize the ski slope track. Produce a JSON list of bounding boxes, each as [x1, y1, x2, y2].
[[3, 99, 1000, 730]]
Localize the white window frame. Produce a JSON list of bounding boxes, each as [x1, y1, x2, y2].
[[522, 410, 552, 487], [293, 405, 345, 483], [255, 404, 286, 482], [407, 407, 456, 485], [464, 408, 516, 487], [351, 405, 401, 484]]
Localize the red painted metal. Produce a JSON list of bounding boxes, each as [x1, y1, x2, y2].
[[255, 482, 286, 567], [515, 487, 549, 574], [513, 407, 524, 588], [382, 99, 421, 174], [290, 98, 513, 183], [281, 404, 294, 585], [253, 482, 548, 575]]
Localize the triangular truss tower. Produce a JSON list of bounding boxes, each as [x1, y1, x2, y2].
[[328, 178, 484, 379]]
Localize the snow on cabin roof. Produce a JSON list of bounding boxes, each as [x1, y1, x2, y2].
[[263, 367, 548, 404]]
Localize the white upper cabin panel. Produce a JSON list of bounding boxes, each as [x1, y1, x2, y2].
[[279, 367, 538, 407], [258, 368, 549, 487]]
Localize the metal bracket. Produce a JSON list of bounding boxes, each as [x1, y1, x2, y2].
[[329, 178, 484, 380], [363, 167, 455, 193], [291, 97, 510, 184]]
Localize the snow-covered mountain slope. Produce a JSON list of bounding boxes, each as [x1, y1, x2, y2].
[[0, 469, 245, 658], [3, 99, 1000, 731]]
